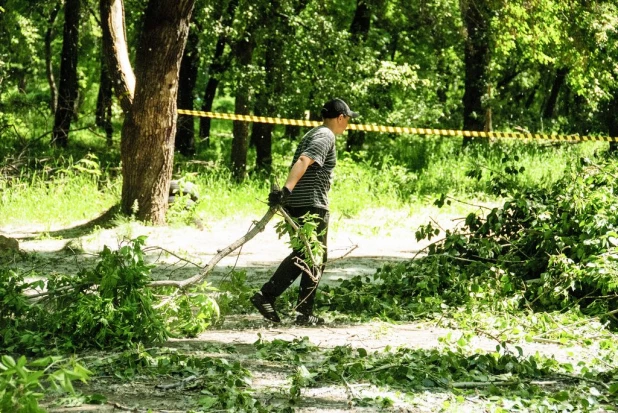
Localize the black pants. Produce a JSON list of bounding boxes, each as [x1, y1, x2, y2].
[[261, 206, 329, 315]]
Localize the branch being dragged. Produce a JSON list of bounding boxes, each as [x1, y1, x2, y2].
[[148, 206, 278, 290]]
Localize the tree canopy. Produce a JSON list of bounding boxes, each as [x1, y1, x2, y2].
[[1, 0, 618, 219]]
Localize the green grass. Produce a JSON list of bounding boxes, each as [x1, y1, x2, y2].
[[0, 153, 119, 227], [0, 122, 607, 229]]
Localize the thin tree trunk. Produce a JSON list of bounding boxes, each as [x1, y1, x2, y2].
[[250, 109, 273, 173], [120, 0, 195, 224], [460, 0, 491, 147], [52, 0, 80, 147], [231, 38, 254, 181], [45, 1, 61, 114], [543, 67, 568, 120], [175, 28, 199, 156], [346, 0, 372, 152], [199, 0, 239, 144], [607, 93, 618, 153], [250, 35, 277, 173], [350, 0, 370, 42], [96, 48, 114, 146], [100, 0, 135, 113]]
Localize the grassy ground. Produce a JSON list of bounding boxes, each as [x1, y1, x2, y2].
[[0, 123, 603, 228]]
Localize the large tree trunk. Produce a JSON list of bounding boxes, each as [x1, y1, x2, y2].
[[120, 0, 195, 224], [100, 0, 135, 113], [199, 0, 239, 144], [45, 1, 61, 114], [51, 0, 80, 147], [231, 38, 254, 181], [460, 0, 491, 147], [175, 28, 199, 156]]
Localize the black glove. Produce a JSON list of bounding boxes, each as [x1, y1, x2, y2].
[[268, 187, 292, 207]]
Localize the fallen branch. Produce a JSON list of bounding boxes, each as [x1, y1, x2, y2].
[[450, 380, 558, 389], [148, 206, 278, 290], [155, 374, 199, 390]]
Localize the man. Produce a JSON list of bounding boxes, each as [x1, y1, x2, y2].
[[251, 98, 359, 325]]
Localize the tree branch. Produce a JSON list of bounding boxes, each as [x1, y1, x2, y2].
[[148, 206, 277, 290]]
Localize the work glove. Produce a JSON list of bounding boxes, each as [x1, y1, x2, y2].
[[268, 187, 292, 207]]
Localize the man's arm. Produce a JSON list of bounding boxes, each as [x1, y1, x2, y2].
[[284, 155, 315, 191]]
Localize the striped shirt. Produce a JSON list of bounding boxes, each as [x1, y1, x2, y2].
[[287, 126, 336, 210]]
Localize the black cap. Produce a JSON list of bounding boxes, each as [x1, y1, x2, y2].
[[321, 98, 359, 119]]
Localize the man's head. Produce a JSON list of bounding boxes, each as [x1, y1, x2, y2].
[[321, 98, 359, 135]]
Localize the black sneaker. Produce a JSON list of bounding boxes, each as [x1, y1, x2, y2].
[[250, 292, 281, 323], [295, 314, 325, 326]]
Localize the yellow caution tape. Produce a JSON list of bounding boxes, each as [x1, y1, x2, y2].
[[177, 109, 618, 142]]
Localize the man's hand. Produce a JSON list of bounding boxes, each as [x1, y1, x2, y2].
[[268, 187, 292, 207]]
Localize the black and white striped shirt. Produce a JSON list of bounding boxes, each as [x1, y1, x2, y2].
[[287, 126, 336, 210]]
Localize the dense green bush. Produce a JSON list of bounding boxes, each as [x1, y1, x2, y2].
[[319, 157, 618, 324]]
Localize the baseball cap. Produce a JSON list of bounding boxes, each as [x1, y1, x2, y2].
[[321, 98, 359, 119]]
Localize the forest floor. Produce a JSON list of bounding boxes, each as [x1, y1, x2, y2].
[[1, 205, 610, 412]]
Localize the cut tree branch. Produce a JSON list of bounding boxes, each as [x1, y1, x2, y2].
[[148, 206, 278, 290]]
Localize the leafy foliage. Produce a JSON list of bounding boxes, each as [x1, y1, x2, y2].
[[87, 346, 266, 412], [275, 211, 326, 268], [159, 282, 221, 337], [0, 354, 91, 413], [1, 237, 168, 353], [319, 157, 618, 326]]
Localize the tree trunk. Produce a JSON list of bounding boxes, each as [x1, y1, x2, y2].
[[52, 0, 80, 147], [45, 1, 61, 114], [120, 0, 195, 224], [100, 0, 135, 113], [199, 0, 239, 144], [231, 38, 254, 181], [346, 0, 372, 152], [250, 110, 273, 173], [350, 0, 371, 42], [250, 37, 276, 173], [460, 0, 491, 147], [543, 67, 568, 120], [175, 28, 199, 156], [96, 48, 114, 146], [606, 92, 618, 153]]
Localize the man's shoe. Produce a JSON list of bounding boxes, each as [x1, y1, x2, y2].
[[250, 292, 281, 323], [295, 314, 325, 326]]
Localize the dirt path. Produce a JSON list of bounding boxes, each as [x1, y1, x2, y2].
[[4, 206, 599, 412]]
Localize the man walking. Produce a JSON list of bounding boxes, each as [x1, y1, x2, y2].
[[251, 98, 359, 325]]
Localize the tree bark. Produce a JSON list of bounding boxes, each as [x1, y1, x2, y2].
[[175, 28, 199, 156], [120, 0, 195, 224], [100, 0, 136, 113], [45, 1, 61, 114], [231, 38, 254, 181], [52, 0, 80, 147], [460, 0, 491, 147], [199, 0, 239, 144]]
